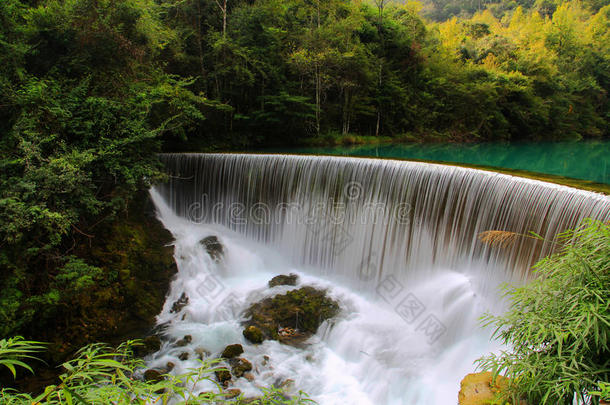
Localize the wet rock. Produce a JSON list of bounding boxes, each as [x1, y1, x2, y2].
[[223, 388, 241, 399], [242, 286, 340, 346], [243, 372, 255, 382], [221, 344, 244, 358], [200, 236, 224, 262], [170, 292, 189, 313], [262, 355, 270, 366], [144, 368, 165, 383], [274, 378, 295, 391], [215, 368, 232, 385], [458, 372, 510, 405], [198, 391, 214, 399], [134, 335, 161, 357], [230, 358, 253, 378], [195, 347, 210, 360], [175, 335, 192, 347], [144, 360, 177, 383], [243, 325, 264, 344], [268, 273, 299, 288], [242, 397, 263, 404], [178, 352, 189, 361]]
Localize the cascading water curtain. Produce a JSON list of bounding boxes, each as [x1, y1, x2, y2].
[[154, 154, 610, 290]]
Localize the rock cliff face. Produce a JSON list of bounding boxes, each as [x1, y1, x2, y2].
[[71, 189, 177, 349], [11, 189, 177, 392]]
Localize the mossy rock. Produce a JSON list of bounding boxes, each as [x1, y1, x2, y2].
[[215, 369, 232, 385], [243, 325, 264, 344], [230, 358, 253, 378], [134, 335, 162, 357], [223, 388, 242, 399], [144, 369, 166, 383], [221, 344, 244, 358], [268, 273, 299, 288], [242, 286, 339, 346]]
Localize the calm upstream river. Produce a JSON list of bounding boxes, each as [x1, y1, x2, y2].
[[268, 140, 610, 185]]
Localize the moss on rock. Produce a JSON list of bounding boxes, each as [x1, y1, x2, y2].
[[215, 369, 232, 386], [221, 344, 244, 358], [268, 273, 299, 288], [243, 286, 339, 346], [243, 325, 264, 344], [133, 335, 162, 357], [9, 189, 177, 392], [230, 358, 253, 378]]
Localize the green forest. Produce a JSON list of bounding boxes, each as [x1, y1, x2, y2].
[[0, 0, 609, 402]]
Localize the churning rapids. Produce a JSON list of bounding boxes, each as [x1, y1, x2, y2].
[[147, 154, 610, 405]]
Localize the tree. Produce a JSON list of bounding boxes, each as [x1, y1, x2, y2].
[[214, 0, 228, 37], [0, 0, 206, 338]]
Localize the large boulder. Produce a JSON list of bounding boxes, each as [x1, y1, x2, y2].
[[242, 286, 339, 346]]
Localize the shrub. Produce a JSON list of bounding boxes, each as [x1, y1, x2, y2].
[[477, 219, 610, 404], [0, 338, 316, 404]]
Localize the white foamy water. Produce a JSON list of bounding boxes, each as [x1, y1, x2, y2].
[[147, 154, 610, 404], [147, 197, 502, 404]]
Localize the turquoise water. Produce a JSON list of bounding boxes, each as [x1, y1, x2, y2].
[[268, 141, 610, 184]]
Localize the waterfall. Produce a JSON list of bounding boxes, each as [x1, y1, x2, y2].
[[155, 153, 610, 283], [149, 153, 610, 405]]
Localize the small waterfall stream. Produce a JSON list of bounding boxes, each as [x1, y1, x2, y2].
[[148, 154, 610, 404]]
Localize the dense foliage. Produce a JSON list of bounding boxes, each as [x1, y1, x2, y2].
[[0, 0, 203, 345], [0, 337, 314, 404], [477, 219, 610, 404], [158, 0, 610, 146]]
